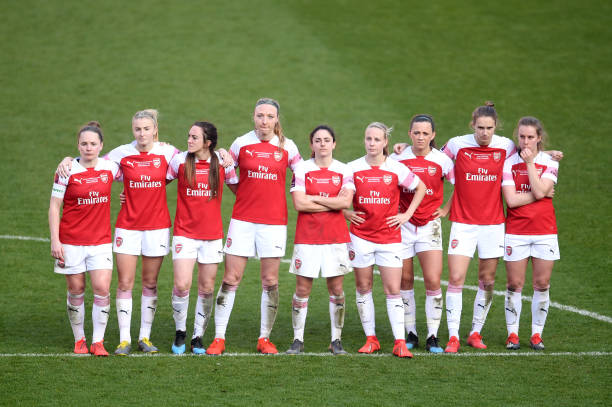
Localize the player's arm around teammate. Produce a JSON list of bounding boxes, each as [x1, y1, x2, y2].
[[49, 122, 120, 356], [285, 125, 355, 355], [346, 122, 426, 358], [501, 117, 559, 351], [206, 98, 302, 355], [389, 114, 455, 353]]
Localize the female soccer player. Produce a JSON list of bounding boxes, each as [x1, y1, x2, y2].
[[285, 125, 355, 355], [166, 121, 237, 354], [502, 117, 559, 351], [49, 121, 120, 356], [58, 109, 180, 355], [206, 98, 302, 355], [345, 122, 426, 358], [389, 114, 454, 353]]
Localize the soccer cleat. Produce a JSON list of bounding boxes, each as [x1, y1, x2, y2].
[[114, 341, 131, 356], [406, 332, 419, 349], [467, 332, 487, 349], [530, 333, 545, 350], [328, 339, 348, 355], [392, 339, 413, 358], [90, 340, 109, 357], [206, 338, 225, 355], [358, 335, 381, 354], [172, 330, 186, 354], [257, 337, 278, 354], [138, 337, 159, 353], [285, 339, 304, 355], [444, 336, 460, 353], [73, 337, 88, 354], [191, 337, 206, 355], [506, 333, 520, 350], [425, 335, 444, 353]]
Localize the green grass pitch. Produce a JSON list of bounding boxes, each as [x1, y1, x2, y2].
[[1, 0, 611, 405]]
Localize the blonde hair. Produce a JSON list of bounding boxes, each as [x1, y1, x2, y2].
[[366, 121, 393, 156], [255, 98, 284, 151], [133, 109, 159, 141]]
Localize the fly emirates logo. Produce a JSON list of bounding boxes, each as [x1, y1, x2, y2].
[[247, 165, 278, 180], [129, 174, 163, 189], [187, 183, 212, 197], [465, 168, 497, 182], [77, 190, 108, 205], [358, 190, 390, 205]]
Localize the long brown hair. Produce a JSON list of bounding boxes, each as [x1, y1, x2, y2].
[[184, 121, 220, 200]]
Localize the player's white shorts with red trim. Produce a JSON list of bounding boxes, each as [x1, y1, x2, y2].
[[172, 235, 224, 264], [503, 234, 560, 261], [54, 243, 113, 275], [289, 243, 352, 278], [448, 222, 504, 259], [348, 233, 403, 268], [400, 218, 443, 259], [113, 228, 170, 257], [223, 218, 286, 258]]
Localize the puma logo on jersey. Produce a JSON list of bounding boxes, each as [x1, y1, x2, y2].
[[463, 152, 473, 159], [73, 178, 83, 184], [245, 149, 254, 157], [307, 176, 313, 183], [356, 176, 365, 183], [125, 160, 135, 168]]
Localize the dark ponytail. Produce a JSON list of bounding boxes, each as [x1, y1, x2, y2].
[[186, 121, 220, 199]]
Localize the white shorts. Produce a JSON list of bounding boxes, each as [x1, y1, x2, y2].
[[113, 228, 170, 257], [54, 243, 113, 275], [348, 233, 403, 268], [223, 218, 286, 258], [172, 236, 224, 264], [504, 234, 560, 261], [448, 222, 504, 259], [400, 218, 443, 259], [289, 243, 352, 278]]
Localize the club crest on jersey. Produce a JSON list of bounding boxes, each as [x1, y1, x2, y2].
[[332, 175, 341, 186], [506, 246, 512, 256], [451, 239, 458, 249], [493, 152, 501, 162], [175, 243, 183, 254], [274, 151, 283, 162], [294, 259, 302, 269], [428, 166, 437, 176], [383, 174, 392, 185], [152, 158, 161, 168], [349, 250, 355, 260], [116, 237, 123, 247], [226, 238, 232, 248], [100, 173, 108, 183]]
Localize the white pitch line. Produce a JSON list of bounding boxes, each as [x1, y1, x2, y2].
[[0, 351, 610, 358], [0, 235, 49, 242]]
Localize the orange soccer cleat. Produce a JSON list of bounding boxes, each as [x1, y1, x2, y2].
[[358, 335, 381, 354], [392, 339, 413, 358], [444, 336, 461, 353], [206, 338, 226, 355], [467, 332, 487, 349], [256, 337, 278, 354]]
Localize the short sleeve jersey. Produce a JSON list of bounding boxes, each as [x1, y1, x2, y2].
[[228, 131, 302, 225], [51, 158, 121, 245], [442, 134, 516, 225], [348, 156, 420, 244], [390, 147, 455, 226], [167, 151, 238, 240], [106, 141, 179, 230], [290, 158, 355, 244], [502, 151, 558, 235]]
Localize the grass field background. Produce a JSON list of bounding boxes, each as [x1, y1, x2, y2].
[[1, 0, 611, 405]]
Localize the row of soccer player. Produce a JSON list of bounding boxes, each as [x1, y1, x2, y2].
[[50, 98, 561, 357]]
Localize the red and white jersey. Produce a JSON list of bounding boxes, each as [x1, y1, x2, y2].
[[442, 134, 516, 225], [228, 131, 302, 225], [503, 152, 558, 235], [348, 156, 420, 244], [390, 147, 454, 226], [51, 158, 121, 245], [106, 141, 179, 230], [290, 158, 355, 244], [167, 151, 238, 240]]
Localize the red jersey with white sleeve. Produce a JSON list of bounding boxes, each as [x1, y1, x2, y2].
[[348, 156, 420, 244], [442, 134, 516, 225], [106, 141, 179, 230], [290, 158, 355, 244], [167, 151, 238, 240], [390, 147, 455, 227], [228, 131, 302, 225], [503, 152, 558, 235], [51, 158, 121, 245]]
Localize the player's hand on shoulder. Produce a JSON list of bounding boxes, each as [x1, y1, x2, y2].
[[56, 157, 73, 178], [393, 143, 408, 155]]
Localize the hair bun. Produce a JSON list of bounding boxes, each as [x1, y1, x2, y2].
[[86, 120, 102, 128], [485, 101, 495, 107]]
